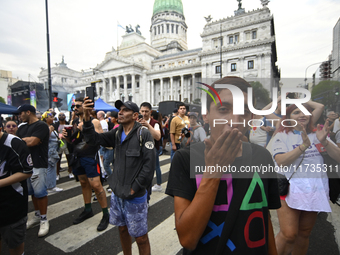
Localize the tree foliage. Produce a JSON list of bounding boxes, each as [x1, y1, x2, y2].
[[311, 80, 340, 111], [250, 81, 271, 108], [0, 96, 5, 104]]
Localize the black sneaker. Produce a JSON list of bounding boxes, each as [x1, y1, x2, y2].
[[73, 209, 94, 225], [97, 213, 110, 231]]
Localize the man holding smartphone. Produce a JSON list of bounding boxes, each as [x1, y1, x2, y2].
[[62, 97, 109, 232]]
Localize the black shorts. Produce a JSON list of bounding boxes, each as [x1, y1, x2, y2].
[[0, 216, 27, 249]]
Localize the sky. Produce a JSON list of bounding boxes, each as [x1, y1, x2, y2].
[[0, 0, 339, 84]]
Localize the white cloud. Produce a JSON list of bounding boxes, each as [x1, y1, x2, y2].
[[0, 0, 339, 82]]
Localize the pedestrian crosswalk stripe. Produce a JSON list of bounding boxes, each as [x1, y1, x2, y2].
[[117, 214, 182, 255], [44, 181, 170, 253]]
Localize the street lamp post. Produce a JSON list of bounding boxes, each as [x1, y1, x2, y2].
[[45, 0, 52, 108]]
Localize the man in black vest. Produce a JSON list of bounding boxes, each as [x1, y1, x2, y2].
[[139, 102, 162, 193]]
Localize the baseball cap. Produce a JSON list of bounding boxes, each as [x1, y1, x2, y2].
[[15, 104, 36, 114], [115, 100, 139, 113], [188, 112, 198, 118]]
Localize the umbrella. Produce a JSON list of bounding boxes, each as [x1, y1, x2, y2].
[[0, 102, 18, 114], [94, 98, 119, 112]]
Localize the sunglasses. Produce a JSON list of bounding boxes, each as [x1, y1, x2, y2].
[[75, 105, 82, 108], [6, 124, 17, 128]]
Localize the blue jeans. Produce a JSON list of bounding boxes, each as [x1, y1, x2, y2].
[[46, 163, 57, 189], [170, 142, 180, 162], [103, 148, 113, 176], [27, 168, 48, 198], [155, 148, 162, 185]]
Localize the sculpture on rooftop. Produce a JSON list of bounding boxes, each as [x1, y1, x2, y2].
[[125, 25, 134, 33], [136, 24, 141, 35], [237, 0, 242, 10], [261, 0, 270, 7], [204, 15, 212, 23]]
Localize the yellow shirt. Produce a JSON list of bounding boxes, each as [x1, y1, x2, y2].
[[170, 115, 190, 144]]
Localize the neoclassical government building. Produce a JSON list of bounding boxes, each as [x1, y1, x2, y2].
[[38, 0, 280, 107]]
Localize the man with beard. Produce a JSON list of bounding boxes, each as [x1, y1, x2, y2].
[[63, 97, 109, 231], [15, 104, 51, 237]]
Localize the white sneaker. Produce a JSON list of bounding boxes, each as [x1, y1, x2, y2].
[[152, 184, 162, 192], [47, 187, 63, 194], [27, 215, 40, 229], [56, 175, 60, 181], [106, 187, 112, 193], [53, 187, 63, 192], [69, 173, 74, 178], [38, 220, 49, 237]]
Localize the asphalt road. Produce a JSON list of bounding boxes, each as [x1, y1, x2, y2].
[[2, 151, 340, 254]]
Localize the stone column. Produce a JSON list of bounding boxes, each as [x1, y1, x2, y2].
[[191, 74, 195, 103], [160, 78, 163, 101], [151, 80, 154, 105], [109, 77, 113, 100], [124, 75, 128, 101], [146, 80, 151, 102], [116, 76, 120, 100], [102, 79, 107, 102], [170, 77, 173, 100], [180, 75, 184, 102], [131, 74, 135, 102]]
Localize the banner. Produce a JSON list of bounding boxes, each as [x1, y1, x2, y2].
[[30, 90, 36, 108], [7, 95, 12, 105]]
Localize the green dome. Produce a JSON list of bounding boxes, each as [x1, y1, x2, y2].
[[153, 0, 184, 16]]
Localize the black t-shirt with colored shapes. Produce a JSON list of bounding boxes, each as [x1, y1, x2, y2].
[[0, 133, 33, 227], [165, 142, 281, 254], [16, 120, 49, 168]]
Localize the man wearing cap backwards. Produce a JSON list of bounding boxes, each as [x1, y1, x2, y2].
[[15, 104, 51, 237], [82, 98, 155, 255], [62, 97, 109, 232]]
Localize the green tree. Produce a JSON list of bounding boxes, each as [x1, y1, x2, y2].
[[0, 96, 5, 104], [311, 80, 340, 111], [250, 81, 271, 108]]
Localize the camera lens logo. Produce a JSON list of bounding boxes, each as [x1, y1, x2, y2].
[[196, 82, 222, 106]]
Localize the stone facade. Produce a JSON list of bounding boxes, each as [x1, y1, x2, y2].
[[332, 18, 340, 81], [37, 1, 280, 108]]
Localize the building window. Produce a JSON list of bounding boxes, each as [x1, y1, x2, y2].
[[229, 36, 233, 44], [167, 24, 169, 33], [137, 82, 139, 88], [158, 26, 160, 34], [188, 59, 192, 64], [215, 65, 221, 74], [154, 27, 156, 35], [246, 32, 250, 40], [252, 31, 257, 39], [235, 34, 239, 43], [171, 24, 174, 33], [248, 60, 254, 69], [162, 25, 164, 33], [176, 25, 179, 34], [75, 80, 77, 84], [231, 63, 237, 72]]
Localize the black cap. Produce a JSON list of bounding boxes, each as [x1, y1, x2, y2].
[[15, 104, 36, 114], [115, 100, 139, 113]]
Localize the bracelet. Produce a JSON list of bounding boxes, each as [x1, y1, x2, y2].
[[298, 145, 304, 152], [301, 143, 307, 150]]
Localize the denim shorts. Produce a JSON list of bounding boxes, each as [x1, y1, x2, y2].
[[72, 157, 100, 178], [0, 216, 27, 249], [110, 192, 148, 238], [27, 167, 48, 198]]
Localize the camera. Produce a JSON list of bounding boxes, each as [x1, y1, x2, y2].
[[138, 114, 143, 119], [181, 127, 190, 138]]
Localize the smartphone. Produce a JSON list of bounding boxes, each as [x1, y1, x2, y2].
[[138, 114, 143, 119], [86, 86, 95, 105]]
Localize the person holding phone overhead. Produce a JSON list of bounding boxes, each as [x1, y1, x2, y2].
[[62, 97, 110, 232]]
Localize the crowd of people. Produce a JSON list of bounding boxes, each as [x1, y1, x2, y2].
[[1, 75, 340, 255]]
